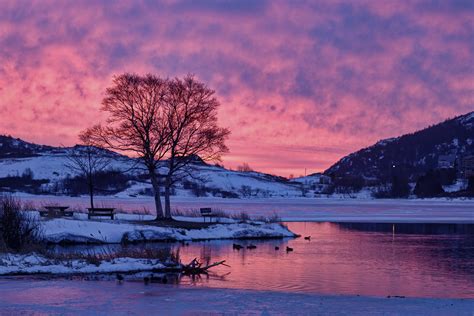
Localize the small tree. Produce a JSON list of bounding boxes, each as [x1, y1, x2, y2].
[[390, 175, 411, 198], [82, 74, 169, 219], [22, 168, 34, 180], [162, 75, 230, 218], [414, 171, 445, 198], [237, 163, 253, 172], [65, 136, 111, 210]]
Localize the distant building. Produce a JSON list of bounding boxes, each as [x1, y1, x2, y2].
[[460, 155, 474, 178], [438, 155, 456, 169]]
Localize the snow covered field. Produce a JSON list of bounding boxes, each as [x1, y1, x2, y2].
[[0, 281, 472, 315]]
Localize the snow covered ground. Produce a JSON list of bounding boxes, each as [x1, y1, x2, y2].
[[0, 152, 134, 182], [0, 253, 170, 275], [0, 281, 472, 315], [37, 213, 296, 244]]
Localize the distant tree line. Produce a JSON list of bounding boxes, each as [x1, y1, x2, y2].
[[327, 167, 474, 199]]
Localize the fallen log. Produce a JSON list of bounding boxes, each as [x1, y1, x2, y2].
[[182, 258, 229, 275]]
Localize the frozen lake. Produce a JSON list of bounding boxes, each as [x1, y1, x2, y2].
[[17, 194, 474, 223]]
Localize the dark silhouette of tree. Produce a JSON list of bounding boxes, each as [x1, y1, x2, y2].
[[467, 176, 474, 193], [65, 135, 111, 210], [81, 74, 169, 219], [162, 75, 230, 218], [414, 171, 445, 198], [237, 163, 253, 172], [390, 175, 411, 198]]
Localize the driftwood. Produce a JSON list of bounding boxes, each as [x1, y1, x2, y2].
[[182, 258, 229, 275]]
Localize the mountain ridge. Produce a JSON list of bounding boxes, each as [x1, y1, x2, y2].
[[323, 111, 474, 182]]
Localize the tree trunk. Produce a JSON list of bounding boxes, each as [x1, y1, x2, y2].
[[164, 176, 172, 219], [88, 176, 94, 210], [150, 172, 164, 220]]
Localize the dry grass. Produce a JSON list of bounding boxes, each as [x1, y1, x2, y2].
[[171, 208, 282, 223], [257, 212, 282, 223], [0, 195, 44, 252], [41, 246, 180, 266], [230, 211, 251, 221]]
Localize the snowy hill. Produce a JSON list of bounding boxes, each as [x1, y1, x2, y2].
[[0, 136, 133, 180], [0, 135, 54, 158], [324, 111, 474, 182], [0, 136, 302, 198]]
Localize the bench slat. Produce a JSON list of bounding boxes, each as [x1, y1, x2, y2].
[[41, 206, 73, 218], [87, 208, 115, 220], [200, 208, 216, 222]]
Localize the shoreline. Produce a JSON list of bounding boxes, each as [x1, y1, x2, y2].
[[280, 218, 474, 224]]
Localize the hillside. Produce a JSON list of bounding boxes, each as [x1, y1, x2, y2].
[[0, 136, 302, 198], [0, 135, 54, 158], [324, 111, 474, 183]]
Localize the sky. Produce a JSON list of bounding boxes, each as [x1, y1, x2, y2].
[[0, 0, 473, 177]]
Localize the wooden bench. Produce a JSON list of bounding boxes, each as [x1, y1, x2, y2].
[[40, 206, 73, 218], [200, 208, 216, 222], [87, 208, 115, 220]]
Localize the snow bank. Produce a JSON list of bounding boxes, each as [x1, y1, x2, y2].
[[40, 216, 296, 244], [0, 253, 168, 275]]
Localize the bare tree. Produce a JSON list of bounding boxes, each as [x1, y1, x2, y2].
[[162, 75, 230, 218], [237, 163, 253, 172], [65, 135, 111, 210], [81, 74, 169, 219]]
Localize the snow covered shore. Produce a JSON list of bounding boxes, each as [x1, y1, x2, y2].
[[0, 253, 173, 276], [38, 214, 296, 244]]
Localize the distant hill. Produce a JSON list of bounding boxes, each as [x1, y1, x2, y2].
[[0, 135, 302, 198], [324, 111, 474, 182], [0, 135, 54, 158]]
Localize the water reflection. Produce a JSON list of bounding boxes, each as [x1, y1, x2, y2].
[[47, 222, 474, 298], [336, 222, 474, 235]]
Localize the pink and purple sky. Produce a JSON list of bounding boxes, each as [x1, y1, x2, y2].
[[0, 0, 472, 176]]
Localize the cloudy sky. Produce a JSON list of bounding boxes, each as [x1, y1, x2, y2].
[[0, 0, 472, 176]]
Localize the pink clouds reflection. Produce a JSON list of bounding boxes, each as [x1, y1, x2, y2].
[[0, 0, 472, 176]]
